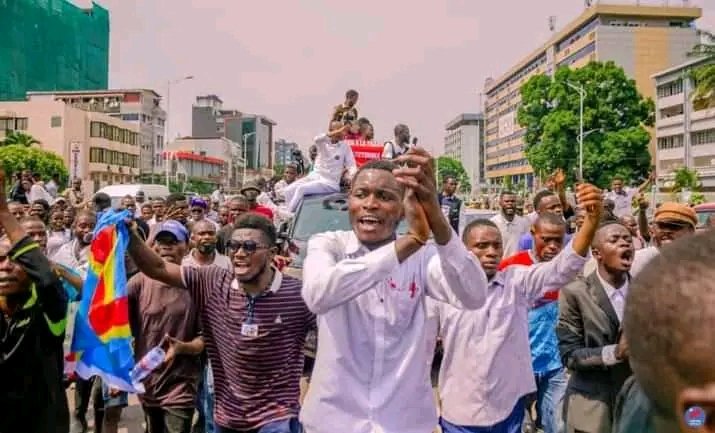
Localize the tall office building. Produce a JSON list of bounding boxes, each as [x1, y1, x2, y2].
[[444, 113, 485, 194], [0, 0, 110, 101], [274, 139, 299, 167], [484, 2, 702, 187]]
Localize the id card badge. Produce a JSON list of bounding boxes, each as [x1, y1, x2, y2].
[[241, 323, 259, 337]]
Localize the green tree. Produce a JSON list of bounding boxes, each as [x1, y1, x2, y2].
[[273, 164, 285, 178], [0, 145, 68, 186], [670, 166, 704, 204], [436, 156, 471, 195], [517, 61, 654, 188], [2, 131, 40, 147], [689, 30, 715, 108]]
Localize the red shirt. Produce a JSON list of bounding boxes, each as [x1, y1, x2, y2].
[[251, 206, 274, 220], [499, 250, 559, 305]]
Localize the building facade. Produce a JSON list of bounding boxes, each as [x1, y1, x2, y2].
[[241, 114, 276, 171], [161, 151, 226, 186], [167, 136, 243, 187], [444, 113, 485, 194], [484, 2, 702, 187], [0, 0, 109, 101], [653, 56, 715, 190], [0, 94, 140, 192], [274, 139, 299, 167], [28, 89, 166, 177]]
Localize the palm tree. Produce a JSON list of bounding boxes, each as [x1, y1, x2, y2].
[[2, 131, 40, 147], [689, 30, 715, 105]]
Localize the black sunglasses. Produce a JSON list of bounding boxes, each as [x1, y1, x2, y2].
[[225, 239, 269, 254]]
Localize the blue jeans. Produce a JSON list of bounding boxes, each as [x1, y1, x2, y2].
[[535, 368, 567, 433], [215, 418, 302, 433], [196, 364, 215, 433], [440, 398, 524, 433]]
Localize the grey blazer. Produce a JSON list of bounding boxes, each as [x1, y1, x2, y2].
[[557, 271, 632, 406]]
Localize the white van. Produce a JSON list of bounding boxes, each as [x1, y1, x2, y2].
[[96, 184, 170, 209]]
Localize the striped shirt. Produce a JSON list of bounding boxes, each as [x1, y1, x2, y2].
[[181, 266, 315, 431]]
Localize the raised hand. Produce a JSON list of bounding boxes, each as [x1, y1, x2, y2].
[[393, 148, 452, 244], [403, 188, 430, 244], [576, 183, 603, 222]]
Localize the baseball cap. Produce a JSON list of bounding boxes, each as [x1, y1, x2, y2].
[[654, 202, 697, 228], [155, 220, 189, 243]]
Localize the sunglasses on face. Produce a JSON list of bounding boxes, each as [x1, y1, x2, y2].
[[225, 239, 269, 254]]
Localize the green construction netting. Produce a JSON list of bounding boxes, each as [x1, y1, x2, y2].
[[0, 0, 109, 101]]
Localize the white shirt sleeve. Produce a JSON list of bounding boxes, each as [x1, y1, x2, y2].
[[343, 143, 358, 178], [601, 344, 621, 366], [302, 232, 400, 314], [425, 234, 487, 310], [381, 142, 394, 159]]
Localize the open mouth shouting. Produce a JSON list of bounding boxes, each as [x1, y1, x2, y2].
[[357, 215, 382, 233]]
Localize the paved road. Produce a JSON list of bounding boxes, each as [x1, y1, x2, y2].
[[66, 387, 145, 433]]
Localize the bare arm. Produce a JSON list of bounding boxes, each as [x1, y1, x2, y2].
[[126, 224, 184, 288]]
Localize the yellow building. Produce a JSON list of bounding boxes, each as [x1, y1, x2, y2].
[[0, 93, 141, 193], [484, 2, 702, 187]]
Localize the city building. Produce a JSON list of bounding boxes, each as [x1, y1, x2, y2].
[[0, 0, 109, 101], [190, 95, 276, 173], [241, 114, 276, 171], [484, 2, 702, 187], [0, 94, 140, 192], [166, 137, 243, 187], [27, 89, 166, 178], [274, 139, 299, 167], [653, 56, 715, 190], [161, 151, 226, 187], [444, 113, 486, 194]]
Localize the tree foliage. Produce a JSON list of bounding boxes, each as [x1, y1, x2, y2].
[[2, 131, 40, 147], [670, 166, 704, 204], [517, 61, 654, 188], [0, 145, 68, 185], [436, 156, 471, 194], [688, 30, 715, 108]]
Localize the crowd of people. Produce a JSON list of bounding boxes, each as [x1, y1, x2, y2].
[[2, 88, 714, 433]]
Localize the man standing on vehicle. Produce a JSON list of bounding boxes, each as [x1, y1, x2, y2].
[[438, 175, 462, 233], [281, 121, 357, 213], [301, 150, 488, 433], [382, 123, 412, 160]]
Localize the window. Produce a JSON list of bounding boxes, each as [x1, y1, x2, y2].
[[122, 113, 139, 121], [90, 122, 100, 137], [0, 117, 28, 131], [657, 79, 683, 98], [15, 118, 28, 130], [692, 129, 715, 146], [51, 116, 62, 127], [657, 135, 684, 149]]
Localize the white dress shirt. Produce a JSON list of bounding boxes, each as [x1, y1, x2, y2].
[[605, 188, 638, 218], [427, 242, 588, 427], [490, 213, 530, 258], [597, 270, 630, 366], [301, 230, 488, 433], [630, 245, 659, 277], [312, 133, 357, 185]]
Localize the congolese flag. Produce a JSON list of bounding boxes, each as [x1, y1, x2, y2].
[[70, 210, 142, 392]]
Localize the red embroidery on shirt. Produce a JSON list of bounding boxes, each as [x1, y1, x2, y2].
[[409, 280, 418, 298]]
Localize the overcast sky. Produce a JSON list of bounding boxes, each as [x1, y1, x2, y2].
[[100, 0, 715, 154]]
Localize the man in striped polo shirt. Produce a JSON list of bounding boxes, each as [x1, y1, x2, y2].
[[127, 213, 314, 433]]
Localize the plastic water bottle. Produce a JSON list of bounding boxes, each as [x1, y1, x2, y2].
[[130, 346, 165, 384]]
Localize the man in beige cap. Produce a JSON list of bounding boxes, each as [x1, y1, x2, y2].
[[630, 202, 696, 276]]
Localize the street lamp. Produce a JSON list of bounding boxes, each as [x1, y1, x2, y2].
[[242, 131, 256, 184], [165, 75, 194, 187], [566, 81, 586, 181]]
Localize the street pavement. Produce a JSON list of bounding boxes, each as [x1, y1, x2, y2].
[[66, 387, 145, 433]]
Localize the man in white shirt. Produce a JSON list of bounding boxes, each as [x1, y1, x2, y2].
[[630, 201, 696, 277], [273, 164, 298, 203], [429, 183, 602, 433], [604, 175, 652, 218], [210, 185, 225, 205], [381, 123, 411, 159], [490, 190, 530, 258], [301, 150, 488, 433], [282, 121, 357, 213]]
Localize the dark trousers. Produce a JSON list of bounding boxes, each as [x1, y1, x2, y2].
[[215, 418, 302, 433], [144, 406, 195, 433]]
